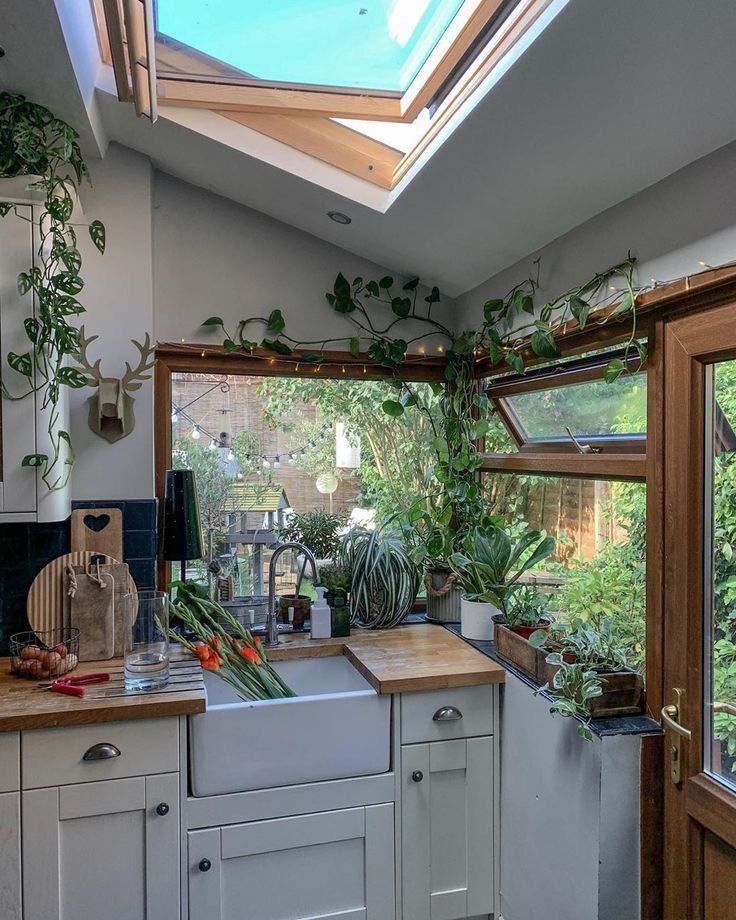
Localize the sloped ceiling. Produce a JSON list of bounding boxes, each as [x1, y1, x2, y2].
[[3, 0, 736, 296]]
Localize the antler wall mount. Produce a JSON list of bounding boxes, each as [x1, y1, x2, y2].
[[76, 326, 155, 443]]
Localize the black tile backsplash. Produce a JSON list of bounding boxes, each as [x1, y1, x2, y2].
[[0, 499, 158, 655]]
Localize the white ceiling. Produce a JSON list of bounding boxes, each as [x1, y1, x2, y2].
[[3, 0, 736, 296]]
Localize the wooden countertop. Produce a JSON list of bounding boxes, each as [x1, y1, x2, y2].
[[0, 657, 206, 733], [267, 624, 506, 694], [0, 624, 503, 732]]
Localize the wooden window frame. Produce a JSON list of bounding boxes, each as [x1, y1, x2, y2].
[[90, 0, 553, 186]]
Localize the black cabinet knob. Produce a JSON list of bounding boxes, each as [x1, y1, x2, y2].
[[411, 770, 424, 783], [156, 802, 170, 816], [198, 858, 212, 873]]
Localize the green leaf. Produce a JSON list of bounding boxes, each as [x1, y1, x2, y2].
[[53, 272, 83, 295], [483, 299, 504, 321], [334, 272, 351, 300], [530, 328, 560, 359], [0, 202, 13, 217], [201, 316, 224, 327], [604, 358, 625, 383], [57, 366, 88, 388], [402, 277, 419, 291], [512, 290, 534, 314], [349, 336, 361, 358], [391, 296, 411, 318], [379, 276, 394, 289], [17, 272, 32, 295], [60, 247, 81, 274], [23, 317, 39, 343], [424, 286, 440, 304], [266, 309, 285, 334], [8, 351, 32, 377], [301, 353, 323, 363], [223, 339, 239, 354], [381, 399, 405, 417], [365, 280, 380, 297], [610, 291, 634, 317], [261, 338, 293, 356], [569, 295, 590, 328], [505, 351, 525, 374], [88, 219, 106, 254], [21, 453, 48, 468]]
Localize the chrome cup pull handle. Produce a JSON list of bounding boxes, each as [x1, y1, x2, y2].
[[433, 705, 463, 722], [83, 742, 121, 762]]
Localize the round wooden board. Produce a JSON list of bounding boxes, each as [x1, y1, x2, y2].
[[27, 552, 138, 634]]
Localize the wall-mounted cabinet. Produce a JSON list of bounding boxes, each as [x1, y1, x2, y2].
[[0, 182, 71, 523]]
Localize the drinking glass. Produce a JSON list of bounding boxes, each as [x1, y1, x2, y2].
[[123, 591, 170, 690]]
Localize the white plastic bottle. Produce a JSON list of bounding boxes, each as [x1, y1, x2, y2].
[[310, 587, 332, 639]]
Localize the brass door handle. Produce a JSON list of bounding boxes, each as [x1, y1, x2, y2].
[[713, 701, 736, 718], [661, 703, 692, 740]]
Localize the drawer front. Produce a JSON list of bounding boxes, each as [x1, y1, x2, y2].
[[0, 733, 20, 792], [22, 717, 179, 788], [401, 686, 493, 744]]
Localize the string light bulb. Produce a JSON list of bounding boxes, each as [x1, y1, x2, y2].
[[437, 345, 444, 353], [273, 456, 281, 468], [191, 426, 201, 440], [227, 450, 235, 462], [171, 410, 179, 423], [262, 458, 271, 468], [209, 438, 217, 451]]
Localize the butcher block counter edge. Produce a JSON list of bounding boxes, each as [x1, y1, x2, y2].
[[0, 623, 504, 732]]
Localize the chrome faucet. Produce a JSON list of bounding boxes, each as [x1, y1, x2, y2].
[[265, 542, 319, 646]]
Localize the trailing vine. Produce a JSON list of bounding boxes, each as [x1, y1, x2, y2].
[[202, 258, 640, 565], [0, 92, 105, 491]]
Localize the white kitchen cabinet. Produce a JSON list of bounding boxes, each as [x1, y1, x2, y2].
[[401, 737, 494, 920], [0, 792, 21, 920], [188, 803, 395, 920], [22, 772, 180, 920]]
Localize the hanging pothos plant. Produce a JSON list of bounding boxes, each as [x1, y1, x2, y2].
[[0, 92, 105, 491], [202, 255, 640, 568]]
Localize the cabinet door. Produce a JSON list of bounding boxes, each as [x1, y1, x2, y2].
[[23, 773, 180, 920], [402, 737, 494, 920], [0, 792, 21, 920], [188, 804, 394, 920], [0, 206, 37, 516]]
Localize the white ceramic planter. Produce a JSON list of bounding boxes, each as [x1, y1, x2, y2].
[[460, 596, 501, 641]]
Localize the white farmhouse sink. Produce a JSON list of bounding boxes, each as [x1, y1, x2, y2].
[[189, 655, 391, 797]]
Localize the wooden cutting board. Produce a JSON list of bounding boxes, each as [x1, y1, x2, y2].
[[70, 508, 123, 560], [27, 551, 136, 635]]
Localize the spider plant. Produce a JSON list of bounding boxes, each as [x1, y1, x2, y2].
[[339, 527, 419, 628]]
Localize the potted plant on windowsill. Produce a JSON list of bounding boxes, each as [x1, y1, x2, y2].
[[530, 616, 645, 740], [449, 525, 555, 641], [493, 585, 554, 676]]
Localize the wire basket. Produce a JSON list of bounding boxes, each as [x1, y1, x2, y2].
[[9, 627, 80, 680]]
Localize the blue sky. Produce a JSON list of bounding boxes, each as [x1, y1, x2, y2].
[[156, 0, 465, 91]]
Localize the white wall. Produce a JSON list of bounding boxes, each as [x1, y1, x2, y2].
[[152, 171, 451, 348], [67, 146, 454, 502], [71, 144, 154, 501], [455, 139, 736, 326]]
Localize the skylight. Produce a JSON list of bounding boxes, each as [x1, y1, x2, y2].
[[155, 0, 468, 93]]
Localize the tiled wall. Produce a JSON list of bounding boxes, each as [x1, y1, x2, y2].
[[0, 499, 157, 654]]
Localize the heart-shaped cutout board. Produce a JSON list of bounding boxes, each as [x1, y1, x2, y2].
[[70, 508, 123, 560], [84, 513, 111, 532]]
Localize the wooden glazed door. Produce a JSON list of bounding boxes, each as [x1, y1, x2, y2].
[[663, 301, 736, 918]]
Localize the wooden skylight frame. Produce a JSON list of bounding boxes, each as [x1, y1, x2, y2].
[[91, 0, 554, 189]]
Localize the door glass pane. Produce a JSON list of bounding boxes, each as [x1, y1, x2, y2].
[[705, 360, 736, 790]]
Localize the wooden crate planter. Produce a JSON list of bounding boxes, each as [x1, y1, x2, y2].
[[538, 658, 645, 718], [495, 624, 548, 682]]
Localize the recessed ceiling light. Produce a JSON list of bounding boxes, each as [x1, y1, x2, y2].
[[327, 211, 352, 225]]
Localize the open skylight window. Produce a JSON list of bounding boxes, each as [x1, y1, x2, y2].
[[155, 0, 468, 94], [93, 0, 559, 191]]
